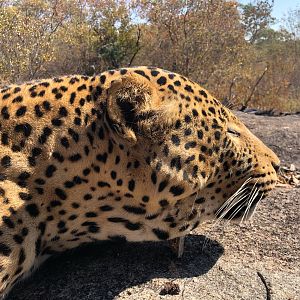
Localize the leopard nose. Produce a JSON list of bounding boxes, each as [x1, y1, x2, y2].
[[271, 161, 280, 173]]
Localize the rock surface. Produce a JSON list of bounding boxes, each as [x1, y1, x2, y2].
[[8, 112, 300, 300]]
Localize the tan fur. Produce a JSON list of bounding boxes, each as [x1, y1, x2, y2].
[[0, 67, 279, 298]]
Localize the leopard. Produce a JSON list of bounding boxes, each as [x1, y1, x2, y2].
[[0, 66, 280, 298]]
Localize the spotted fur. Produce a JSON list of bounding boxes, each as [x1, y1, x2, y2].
[[0, 67, 279, 297]]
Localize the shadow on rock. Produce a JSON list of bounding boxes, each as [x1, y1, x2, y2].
[[8, 234, 224, 300]]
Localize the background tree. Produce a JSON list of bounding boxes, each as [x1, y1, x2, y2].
[[240, 0, 275, 44], [88, 0, 141, 69], [0, 0, 65, 82], [134, 0, 251, 103], [0, 0, 298, 112]]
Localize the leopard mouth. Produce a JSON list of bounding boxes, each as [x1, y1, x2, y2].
[[216, 191, 265, 220], [215, 178, 268, 221]]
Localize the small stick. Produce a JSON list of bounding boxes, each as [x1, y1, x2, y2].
[[169, 237, 185, 258], [257, 271, 272, 300]]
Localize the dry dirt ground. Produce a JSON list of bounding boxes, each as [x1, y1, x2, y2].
[[8, 112, 300, 300]]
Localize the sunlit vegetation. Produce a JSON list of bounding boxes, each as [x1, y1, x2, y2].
[[0, 0, 299, 111]]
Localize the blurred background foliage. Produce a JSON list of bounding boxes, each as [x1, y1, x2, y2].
[[0, 0, 299, 112]]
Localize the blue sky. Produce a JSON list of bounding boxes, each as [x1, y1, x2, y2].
[[239, 0, 300, 19]]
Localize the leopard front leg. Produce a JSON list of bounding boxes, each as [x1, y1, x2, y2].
[[0, 228, 39, 299], [0, 182, 40, 298]]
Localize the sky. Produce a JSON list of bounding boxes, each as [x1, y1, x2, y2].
[[239, 0, 300, 20]]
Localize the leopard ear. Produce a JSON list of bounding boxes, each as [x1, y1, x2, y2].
[[105, 74, 162, 146]]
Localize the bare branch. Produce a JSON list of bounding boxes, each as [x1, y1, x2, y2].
[[242, 65, 269, 110], [128, 26, 142, 67]]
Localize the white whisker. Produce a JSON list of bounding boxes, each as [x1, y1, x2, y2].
[[241, 179, 259, 223], [248, 192, 264, 221], [243, 188, 259, 222], [227, 199, 247, 221], [202, 177, 254, 250], [218, 190, 250, 221], [215, 177, 252, 217]]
